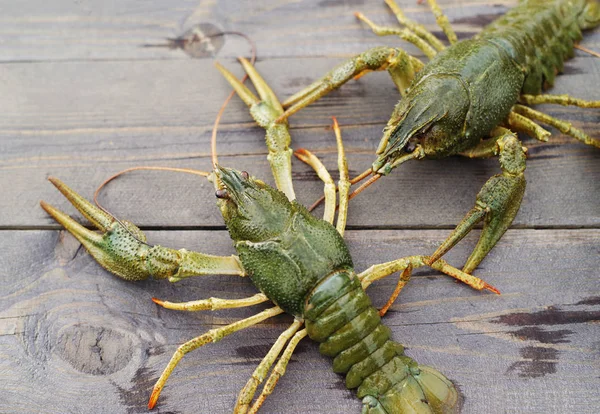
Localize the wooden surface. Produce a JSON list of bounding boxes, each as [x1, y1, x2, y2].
[[1, 1, 599, 413]]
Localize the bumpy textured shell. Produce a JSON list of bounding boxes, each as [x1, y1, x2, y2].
[[305, 272, 459, 414], [232, 196, 353, 317], [478, 0, 589, 94], [385, 0, 596, 161]]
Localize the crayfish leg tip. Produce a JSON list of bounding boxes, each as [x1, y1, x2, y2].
[[293, 148, 310, 161], [39, 200, 57, 216], [47, 176, 62, 187], [148, 389, 160, 410], [485, 284, 501, 295]]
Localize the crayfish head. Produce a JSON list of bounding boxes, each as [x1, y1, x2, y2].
[[214, 166, 293, 243], [373, 74, 469, 175]]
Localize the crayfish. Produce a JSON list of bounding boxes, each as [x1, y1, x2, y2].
[[41, 0, 599, 413]]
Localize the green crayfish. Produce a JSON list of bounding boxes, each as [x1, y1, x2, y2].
[[41, 0, 599, 413]]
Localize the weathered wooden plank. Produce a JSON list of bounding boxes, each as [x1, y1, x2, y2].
[[2, 55, 599, 140], [9, 147, 600, 230], [1, 57, 599, 228], [1, 228, 598, 413], [2, 0, 599, 63], [0, 0, 533, 62]]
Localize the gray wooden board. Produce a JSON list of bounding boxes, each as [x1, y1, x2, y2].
[[0, 0, 598, 62], [0, 0, 530, 62], [1, 229, 599, 413], [1, 0, 600, 414], [1, 56, 599, 228]]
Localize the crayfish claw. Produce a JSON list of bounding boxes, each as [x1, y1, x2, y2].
[[42, 177, 246, 282], [47, 176, 114, 231], [41, 177, 158, 281], [40, 199, 104, 252]]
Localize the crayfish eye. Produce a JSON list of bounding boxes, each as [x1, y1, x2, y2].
[[241, 171, 249, 180], [215, 189, 229, 199]]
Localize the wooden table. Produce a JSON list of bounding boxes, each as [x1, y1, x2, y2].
[[1, 1, 599, 413]]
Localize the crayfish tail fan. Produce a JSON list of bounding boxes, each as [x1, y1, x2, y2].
[[358, 356, 460, 414], [359, 359, 460, 414]]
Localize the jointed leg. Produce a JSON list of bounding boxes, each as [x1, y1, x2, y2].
[[384, 0, 445, 52], [294, 148, 336, 224], [148, 306, 284, 409], [235, 320, 304, 414], [354, 12, 438, 59], [41, 177, 245, 283], [459, 127, 516, 159], [333, 117, 350, 236], [519, 94, 600, 108], [428, 132, 527, 274], [280, 47, 422, 122], [513, 104, 600, 148], [507, 110, 550, 142], [294, 118, 351, 235], [378, 264, 412, 317], [216, 59, 296, 201], [152, 293, 268, 312], [248, 328, 308, 414], [358, 255, 497, 293], [422, 0, 458, 44]]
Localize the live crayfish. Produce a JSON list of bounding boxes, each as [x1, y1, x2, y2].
[[40, 0, 600, 413]]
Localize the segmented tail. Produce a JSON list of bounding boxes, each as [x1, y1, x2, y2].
[[478, 0, 600, 94], [305, 272, 459, 414]]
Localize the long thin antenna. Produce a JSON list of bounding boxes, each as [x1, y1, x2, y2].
[[308, 166, 373, 212], [348, 173, 382, 201], [350, 167, 374, 185], [94, 166, 209, 208], [575, 44, 600, 58]]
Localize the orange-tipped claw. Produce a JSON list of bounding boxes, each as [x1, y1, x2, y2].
[[484, 283, 501, 295], [148, 387, 160, 409], [429, 258, 500, 294], [293, 148, 310, 161], [151, 297, 165, 306]]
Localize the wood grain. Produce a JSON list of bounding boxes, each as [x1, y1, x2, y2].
[[0, 0, 527, 62], [0, 1, 599, 414]]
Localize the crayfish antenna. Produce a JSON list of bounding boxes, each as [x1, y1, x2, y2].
[[308, 166, 374, 212], [308, 194, 326, 212], [348, 173, 382, 201], [350, 167, 374, 185]]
